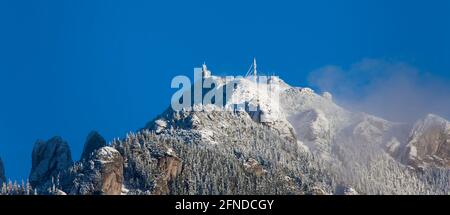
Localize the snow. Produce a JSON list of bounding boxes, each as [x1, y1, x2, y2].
[[322, 92, 333, 101], [408, 145, 418, 159], [166, 73, 352, 157], [411, 114, 450, 138], [289, 109, 330, 147], [224, 76, 284, 119], [55, 189, 67, 195], [134, 65, 450, 194], [343, 187, 359, 195], [198, 129, 217, 145], [162, 69, 450, 173], [155, 119, 168, 134], [98, 146, 117, 156], [96, 146, 119, 164], [121, 186, 130, 195], [386, 138, 401, 154], [166, 147, 174, 155]]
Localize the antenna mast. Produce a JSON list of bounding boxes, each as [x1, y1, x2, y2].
[[245, 58, 259, 79], [253, 58, 257, 77]]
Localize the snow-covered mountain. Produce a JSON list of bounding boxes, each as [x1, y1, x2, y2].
[[2, 68, 450, 195], [142, 72, 450, 194]]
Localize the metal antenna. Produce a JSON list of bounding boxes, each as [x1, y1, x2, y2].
[[253, 58, 257, 77]]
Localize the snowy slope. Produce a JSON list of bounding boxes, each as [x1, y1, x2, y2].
[[148, 71, 448, 167]]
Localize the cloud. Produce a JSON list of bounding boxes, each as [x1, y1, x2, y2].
[[308, 58, 450, 123]]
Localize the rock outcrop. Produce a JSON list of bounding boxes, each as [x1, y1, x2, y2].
[[402, 114, 450, 169], [29, 136, 73, 188], [0, 157, 5, 184], [68, 146, 124, 195], [95, 147, 124, 195], [153, 148, 182, 195], [80, 131, 107, 160]]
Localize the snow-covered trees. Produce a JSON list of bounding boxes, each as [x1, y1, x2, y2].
[[0, 179, 33, 195], [113, 114, 334, 195]]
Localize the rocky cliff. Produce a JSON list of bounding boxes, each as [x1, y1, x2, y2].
[[29, 136, 73, 189], [0, 157, 5, 185], [402, 114, 450, 169], [80, 131, 107, 161]]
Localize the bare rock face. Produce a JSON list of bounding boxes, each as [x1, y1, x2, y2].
[[0, 157, 5, 184], [153, 148, 182, 195], [403, 114, 450, 169], [80, 131, 107, 161], [158, 156, 182, 180], [69, 146, 124, 195], [96, 147, 124, 195], [29, 136, 73, 188]]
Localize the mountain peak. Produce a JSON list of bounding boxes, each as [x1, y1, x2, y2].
[[80, 131, 107, 161], [0, 157, 5, 185], [29, 136, 73, 188]]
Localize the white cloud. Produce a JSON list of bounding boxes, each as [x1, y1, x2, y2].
[[308, 58, 450, 122]]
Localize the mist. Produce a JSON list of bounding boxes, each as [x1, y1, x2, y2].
[[308, 58, 450, 123]]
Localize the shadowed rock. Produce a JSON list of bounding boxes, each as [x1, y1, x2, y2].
[[80, 131, 107, 161], [29, 136, 73, 188], [0, 157, 5, 184]]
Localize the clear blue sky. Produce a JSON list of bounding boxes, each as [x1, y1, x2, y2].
[[0, 0, 449, 180]]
